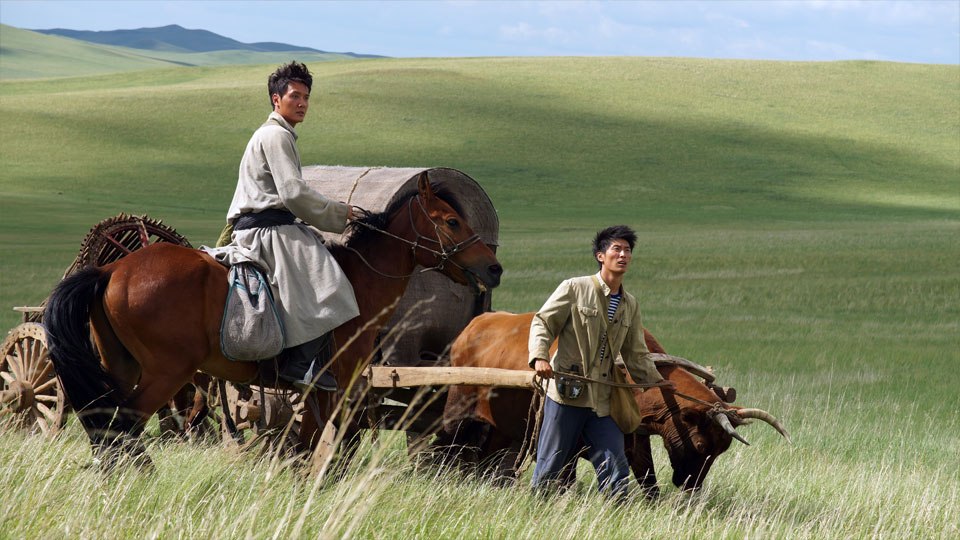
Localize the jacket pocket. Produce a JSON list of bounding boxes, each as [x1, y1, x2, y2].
[[578, 305, 599, 318]]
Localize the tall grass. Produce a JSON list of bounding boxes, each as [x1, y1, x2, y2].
[[2, 404, 956, 539]]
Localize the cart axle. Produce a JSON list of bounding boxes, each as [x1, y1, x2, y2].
[[1, 381, 35, 413]]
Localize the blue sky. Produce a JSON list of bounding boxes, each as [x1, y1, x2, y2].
[[2, 0, 958, 64]]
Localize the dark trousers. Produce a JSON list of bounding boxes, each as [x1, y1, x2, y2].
[[282, 332, 333, 375], [531, 396, 631, 499]]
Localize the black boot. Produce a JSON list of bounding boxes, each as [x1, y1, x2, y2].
[[279, 333, 337, 392]]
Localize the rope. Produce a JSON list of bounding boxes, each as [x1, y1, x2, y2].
[[513, 374, 547, 475], [540, 371, 718, 408], [345, 167, 376, 205], [556, 370, 670, 389]]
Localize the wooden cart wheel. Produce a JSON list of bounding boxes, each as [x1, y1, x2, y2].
[[221, 382, 303, 452], [22, 214, 194, 324], [69, 213, 192, 275], [0, 323, 65, 435]]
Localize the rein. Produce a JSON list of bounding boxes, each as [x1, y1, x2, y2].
[[344, 196, 482, 279], [543, 370, 718, 408]]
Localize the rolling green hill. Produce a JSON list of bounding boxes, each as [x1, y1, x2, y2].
[[0, 55, 958, 537], [0, 25, 366, 79], [1, 57, 957, 320], [34, 24, 326, 53]]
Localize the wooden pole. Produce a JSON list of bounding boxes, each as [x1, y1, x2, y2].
[[365, 366, 534, 389]]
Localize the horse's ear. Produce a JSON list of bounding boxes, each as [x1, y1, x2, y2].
[[417, 172, 435, 201]]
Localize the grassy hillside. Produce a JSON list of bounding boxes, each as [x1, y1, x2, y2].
[[34, 24, 325, 53], [1, 57, 958, 537], [1, 57, 956, 316], [0, 25, 362, 79]]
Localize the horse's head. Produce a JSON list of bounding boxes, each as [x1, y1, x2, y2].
[[405, 173, 502, 292]]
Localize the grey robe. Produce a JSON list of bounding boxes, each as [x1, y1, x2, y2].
[[208, 112, 359, 347]]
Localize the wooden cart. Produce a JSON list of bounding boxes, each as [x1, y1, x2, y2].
[[1, 214, 192, 434]]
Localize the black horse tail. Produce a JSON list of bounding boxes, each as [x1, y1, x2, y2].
[[44, 267, 130, 445]]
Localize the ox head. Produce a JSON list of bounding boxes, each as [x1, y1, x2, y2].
[[639, 365, 791, 491]]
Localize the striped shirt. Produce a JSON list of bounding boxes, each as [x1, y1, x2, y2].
[[598, 292, 622, 361], [607, 292, 621, 322]]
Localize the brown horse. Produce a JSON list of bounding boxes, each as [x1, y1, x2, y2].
[[44, 174, 502, 466]]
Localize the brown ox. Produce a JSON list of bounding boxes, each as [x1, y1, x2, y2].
[[438, 311, 789, 495]]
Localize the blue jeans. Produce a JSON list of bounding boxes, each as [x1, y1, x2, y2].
[[531, 396, 631, 498]]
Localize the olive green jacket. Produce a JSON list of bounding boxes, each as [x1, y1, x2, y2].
[[528, 273, 663, 416]]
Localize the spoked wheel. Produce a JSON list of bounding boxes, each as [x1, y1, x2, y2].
[[70, 213, 192, 273], [221, 382, 303, 452], [22, 213, 193, 324], [0, 323, 65, 435]]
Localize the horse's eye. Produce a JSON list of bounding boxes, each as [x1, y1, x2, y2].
[[446, 218, 459, 228]]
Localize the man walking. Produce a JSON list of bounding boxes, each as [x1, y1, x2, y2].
[[529, 225, 674, 499]]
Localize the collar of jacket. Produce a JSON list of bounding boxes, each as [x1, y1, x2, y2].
[[593, 271, 618, 296], [266, 111, 298, 140], [590, 274, 626, 332]]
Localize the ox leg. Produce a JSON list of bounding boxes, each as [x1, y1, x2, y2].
[[477, 429, 521, 486], [625, 433, 660, 500], [436, 418, 490, 474]]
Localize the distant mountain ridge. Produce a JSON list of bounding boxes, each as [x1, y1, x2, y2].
[[34, 24, 382, 58]]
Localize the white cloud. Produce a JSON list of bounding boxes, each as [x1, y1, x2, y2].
[[704, 11, 751, 29], [589, 16, 633, 40], [499, 21, 570, 44]]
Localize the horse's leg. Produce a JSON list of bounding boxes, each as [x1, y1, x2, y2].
[[84, 299, 153, 468], [113, 370, 197, 469], [301, 391, 343, 475], [182, 374, 213, 439], [89, 299, 139, 395], [159, 384, 201, 438]]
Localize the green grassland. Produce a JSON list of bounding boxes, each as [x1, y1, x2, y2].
[[1, 53, 958, 538]]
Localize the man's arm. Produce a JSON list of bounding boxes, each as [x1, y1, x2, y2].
[[263, 131, 350, 232], [621, 322, 665, 385], [528, 280, 573, 377]]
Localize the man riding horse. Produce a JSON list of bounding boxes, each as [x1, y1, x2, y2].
[[213, 61, 358, 392]]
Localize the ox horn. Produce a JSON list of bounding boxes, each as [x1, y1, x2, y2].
[[712, 411, 750, 446], [736, 408, 792, 444]]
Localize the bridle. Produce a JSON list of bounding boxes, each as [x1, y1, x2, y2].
[[345, 195, 483, 280]]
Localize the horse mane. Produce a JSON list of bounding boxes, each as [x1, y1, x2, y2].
[[340, 182, 465, 248]]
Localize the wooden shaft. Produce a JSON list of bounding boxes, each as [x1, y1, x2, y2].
[[365, 366, 535, 389]]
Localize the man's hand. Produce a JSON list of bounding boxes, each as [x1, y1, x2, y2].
[[346, 206, 356, 222], [534, 359, 553, 379]]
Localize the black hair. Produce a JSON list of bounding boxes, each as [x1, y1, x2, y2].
[[592, 225, 637, 268], [267, 61, 313, 109]]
